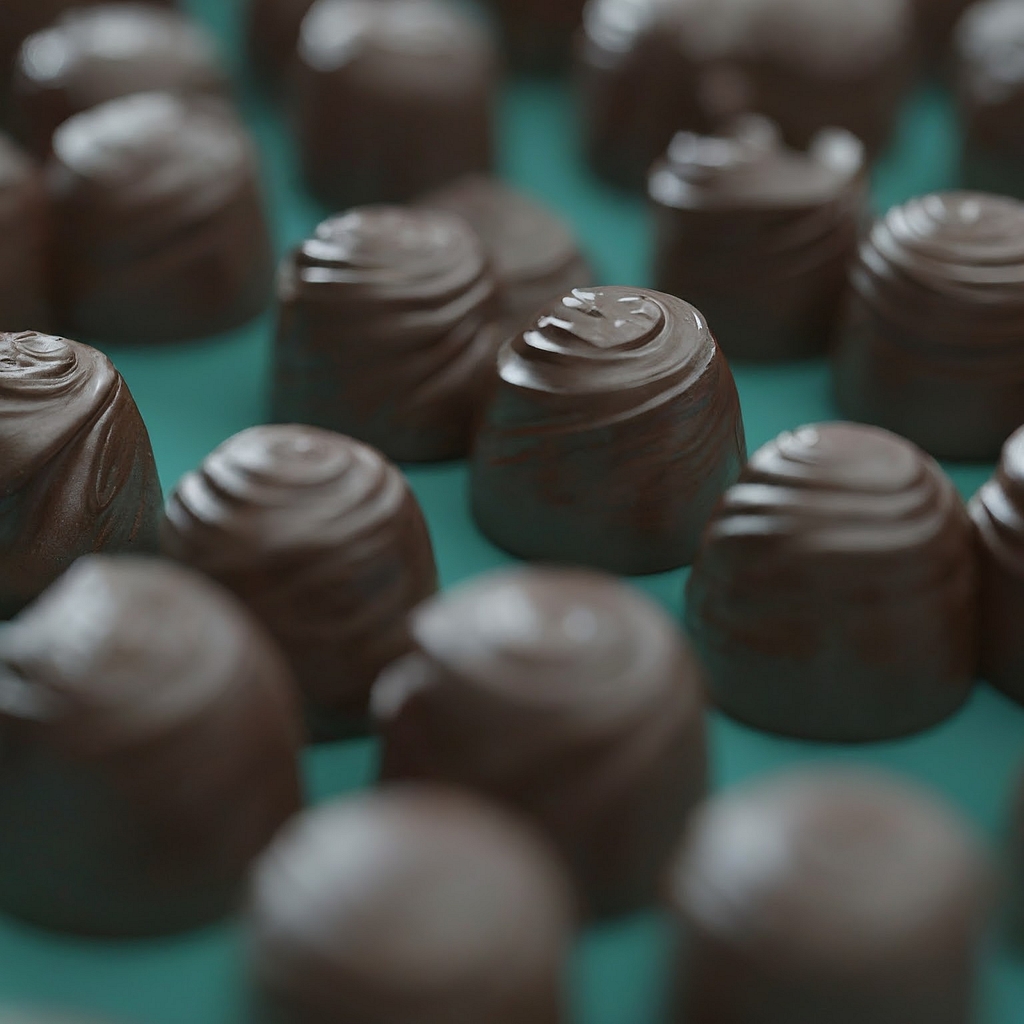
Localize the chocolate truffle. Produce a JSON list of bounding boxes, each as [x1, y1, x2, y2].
[[481, 0, 587, 68], [293, 0, 496, 209], [650, 117, 866, 361], [12, 4, 228, 157], [956, 0, 1024, 200], [246, 0, 316, 84], [0, 331, 161, 619], [578, 0, 913, 190], [47, 91, 274, 344], [668, 770, 991, 1024], [420, 176, 593, 339], [833, 191, 1024, 462], [162, 425, 438, 738], [471, 286, 745, 574], [373, 567, 708, 916], [248, 786, 573, 1024], [969, 425, 1024, 705], [686, 423, 977, 742], [272, 207, 501, 462], [0, 555, 303, 936], [0, 135, 48, 331]]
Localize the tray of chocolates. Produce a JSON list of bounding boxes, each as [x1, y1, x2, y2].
[[0, 0, 1023, 1022]]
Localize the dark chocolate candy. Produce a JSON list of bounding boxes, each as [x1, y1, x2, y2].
[[956, 0, 1024, 200], [0, 555, 303, 936], [915, 0, 977, 63], [293, 0, 497, 209], [686, 422, 977, 742], [373, 567, 708, 916], [47, 91, 274, 344], [969, 425, 1024, 705], [833, 191, 1024, 461], [162, 425, 438, 739], [13, 3, 228, 156], [578, 0, 913, 190], [246, 0, 316, 84], [271, 207, 501, 462], [650, 116, 866, 361], [0, 331, 161, 619], [480, 0, 586, 69], [668, 770, 991, 1024], [0, 135, 49, 332], [470, 286, 745, 574], [248, 786, 573, 1024], [420, 176, 593, 340]]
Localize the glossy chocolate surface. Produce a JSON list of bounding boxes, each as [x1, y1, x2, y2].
[[969, 426, 1024, 705], [578, 0, 912, 190], [0, 556, 303, 936], [421, 176, 593, 339], [0, 135, 49, 332], [956, 0, 1024, 199], [13, 4, 228, 156], [293, 0, 496, 209], [668, 770, 991, 1024], [272, 207, 501, 462], [482, 0, 587, 68], [48, 91, 274, 344], [246, 0, 316, 84], [686, 423, 977, 741], [374, 567, 708, 916], [471, 286, 745, 574], [162, 425, 438, 738], [0, 331, 161, 619], [834, 191, 1024, 461], [651, 117, 866, 361], [249, 786, 573, 1024]]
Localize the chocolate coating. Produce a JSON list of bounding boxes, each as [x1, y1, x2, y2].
[[471, 286, 745, 574], [481, 0, 587, 68], [162, 425, 438, 738], [246, 0, 316, 84], [956, 0, 1024, 200], [293, 0, 496, 209], [0, 555, 303, 936], [248, 786, 573, 1024], [373, 567, 708, 916], [13, 4, 228, 156], [969, 426, 1024, 704], [420, 176, 593, 339], [272, 207, 501, 462], [833, 191, 1024, 461], [686, 423, 977, 742], [0, 331, 161, 619], [651, 117, 866, 361], [47, 91, 274, 344], [668, 770, 991, 1024], [578, 0, 913, 190], [0, 135, 48, 331]]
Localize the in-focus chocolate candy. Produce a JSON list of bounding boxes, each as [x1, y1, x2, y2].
[[481, 0, 587, 68], [969, 426, 1024, 705], [833, 191, 1024, 462], [0, 331, 161, 619], [373, 567, 708, 916], [668, 770, 991, 1024], [13, 3, 228, 156], [162, 425, 438, 739], [47, 91, 274, 344], [471, 286, 745, 574], [578, 0, 913, 190], [0, 555, 303, 936], [686, 422, 977, 742], [650, 116, 866, 361], [956, 0, 1024, 200], [272, 207, 501, 462], [248, 786, 573, 1024], [0, 135, 48, 332], [246, 0, 316, 84], [293, 0, 497, 209], [420, 176, 593, 339]]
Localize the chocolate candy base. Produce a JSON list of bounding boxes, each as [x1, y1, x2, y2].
[[976, 555, 1024, 705]]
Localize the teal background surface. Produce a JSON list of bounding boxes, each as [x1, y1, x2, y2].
[[1, 1, 1022, 1021]]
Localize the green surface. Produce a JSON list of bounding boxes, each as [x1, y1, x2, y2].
[[1, 1, 1023, 1021]]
